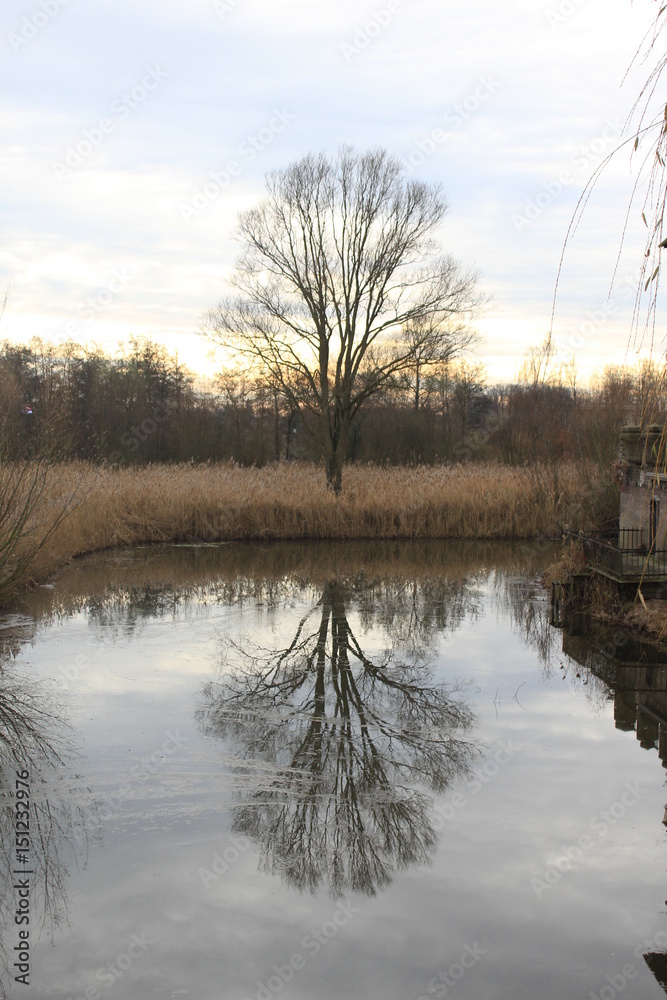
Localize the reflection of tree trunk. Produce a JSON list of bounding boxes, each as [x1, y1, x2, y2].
[[309, 592, 330, 769], [200, 577, 477, 896]]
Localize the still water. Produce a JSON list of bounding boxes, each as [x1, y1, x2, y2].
[[2, 541, 667, 999]]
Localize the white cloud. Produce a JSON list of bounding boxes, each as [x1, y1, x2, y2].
[[0, 0, 663, 380]]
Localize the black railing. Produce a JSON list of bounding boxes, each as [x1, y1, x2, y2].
[[580, 534, 667, 581], [618, 527, 646, 550]]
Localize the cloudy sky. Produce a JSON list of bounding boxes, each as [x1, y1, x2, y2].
[[1, 0, 664, 383]]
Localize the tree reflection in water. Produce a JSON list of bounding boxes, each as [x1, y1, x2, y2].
[[0, 654, 92, 989], [198, 578, 478, 897]]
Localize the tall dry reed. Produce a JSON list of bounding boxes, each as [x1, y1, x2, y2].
[[2, 459, 601, 597]]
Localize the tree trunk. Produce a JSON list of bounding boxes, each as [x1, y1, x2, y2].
[[273, 391, 280, 461], [285, 410, 295, 459], [325, 449, 344, 494]]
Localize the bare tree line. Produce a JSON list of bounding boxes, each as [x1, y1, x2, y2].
[[2, 333, 666, 471]]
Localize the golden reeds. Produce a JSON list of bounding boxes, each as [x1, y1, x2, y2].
[[2, 459, 603, 597]]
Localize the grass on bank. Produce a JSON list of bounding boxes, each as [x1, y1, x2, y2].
[[0, 459, 612, 606]]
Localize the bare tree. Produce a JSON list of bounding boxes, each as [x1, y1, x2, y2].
[[204, 146, 482, 492], [518, 333, 563, 388], [401, 315, 477, 411]]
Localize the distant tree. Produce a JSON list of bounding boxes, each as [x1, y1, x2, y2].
[[452, 359, 487, 438], [401, 316, 477, 411], [204, 147, 482, 492], [518, 333, 562, 389]]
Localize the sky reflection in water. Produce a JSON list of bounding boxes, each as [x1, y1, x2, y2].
[[1, 540, 667, 999]]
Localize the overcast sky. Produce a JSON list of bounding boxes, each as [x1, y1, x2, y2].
[[1, 0, 664, 384]]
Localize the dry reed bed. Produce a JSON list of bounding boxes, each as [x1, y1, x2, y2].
[[9, 460, 591, 585]]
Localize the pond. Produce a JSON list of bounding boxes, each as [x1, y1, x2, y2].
[[2, 540, 667, 1000]]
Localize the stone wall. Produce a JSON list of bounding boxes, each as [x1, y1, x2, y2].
[[620, 483, 667, 549]]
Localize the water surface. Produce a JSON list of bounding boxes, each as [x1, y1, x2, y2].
[[2, 541, 667, 999]]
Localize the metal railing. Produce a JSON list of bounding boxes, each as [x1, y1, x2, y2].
[[618, 527, 646, 550], [580, 533, 667, 581]]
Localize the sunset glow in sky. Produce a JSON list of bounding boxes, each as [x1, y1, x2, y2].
[[1, 0, 664, 383]]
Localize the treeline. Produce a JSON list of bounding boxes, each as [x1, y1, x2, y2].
[[1, 336, 665, 470]]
